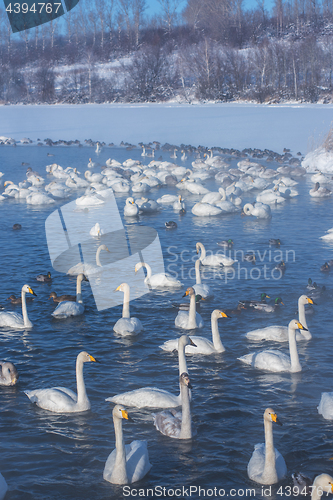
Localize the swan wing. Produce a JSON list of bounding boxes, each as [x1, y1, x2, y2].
[[248, 443, 287, 482], [113, 317, 143, 336], [246, 326, 288, 342], [193, 283, 211, 298], [239, 350, 291, 372], [106, 387, 180, 408], [52, 302, 84, 318], [175, 311, 203, 329], [25, 387, 78, 412], [0, 311, 25, 328], [153, 410, 182, 438], [126, 440, 152, 483]]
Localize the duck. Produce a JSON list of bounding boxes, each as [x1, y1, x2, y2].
[[175, 287, 204, 330], [134, 262, 182, 289], [36, 272, 52, 282], [103, 404, 151, 485], [7, 293, 34, 305], [12, 223, 22, 230], [0, 361, 19, 386], [52, 274, 87, 318], [320, 262, 331, 273], [239, 319, 307, 372], [192, 259, 212, 299], [165, 221, 177, 229], [25, 351, 99, 413], [244, 254, 256, 264], [0, 284, 36, 329], [224, 303, 245, 315], [217, 239, 233, 249], [113, 283, 143, 336], [153, 373, 193, 439], [246, 295, 314, 341], [239, 293, 270, 309], [274, 261, 286, 273], [106, 335, 196, 408], [196, 241, 237, 267], [269, 239, 281, 246], [292, 473, 333, 499], [161, 309, 229, 355], [124, 197, 139, 217], [171, 294, 203, 312], [252, 297, 284, 312], [49, 292, 76, 303], [243, 202, 271, 219], [247, 408, 286, 485]]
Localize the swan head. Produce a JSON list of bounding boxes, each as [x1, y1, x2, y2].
[[49, 292, 57, 300], [213, 309, 231, 319], [179, 372, 192, 389], [22, 284, 37, 296], [99, 244, 110, 252], [126, 197, 135, 205], [288, 319, 308, 332], [134, 262, 144, 273], [183, 287, 195, 297], [264, 408, 282, 426], [115, 283, 129, 293], [78, 351, 100, 364], [313, 474, 333, 494], [1, 361, 19, 385], [195, 242, 203, 254], [300, 295, 316, 306], [112, 404, 133, 421]]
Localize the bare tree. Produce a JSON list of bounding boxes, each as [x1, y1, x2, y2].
[[157, 0, 182, 33]]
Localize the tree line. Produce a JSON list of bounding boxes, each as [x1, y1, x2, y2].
[[0, 0, 333, 104]]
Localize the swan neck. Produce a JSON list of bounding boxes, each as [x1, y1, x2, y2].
[[76, 275, 83, 304], [289, 327, 302, 372], [197, 242, 206, 260], [112, 416, 129, 484], [122, 285, 130, 318], [21, 289, 32, 327], [211, 313, 225, 352], [178, 340, 188, 375], [188, 292, 197, 329], [263, 418, 278, 483], [76, 357, 89, 407], [179, 384, 192, 439], [143, 263, 152, 280], [298, 299, 311, 339], [195, 259, 201, 284], [96, 246, 102, 266], [219, 187, 226, 201]]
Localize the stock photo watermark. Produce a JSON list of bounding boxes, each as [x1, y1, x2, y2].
[[122, 484, 299, 497]]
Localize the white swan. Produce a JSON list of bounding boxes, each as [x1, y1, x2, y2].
[[124, 197, 139, 217], [135, 262, 182, 289], [192, 258, 211, 298], [113, 283, 143, 336], [247, 408, 287, 485], [310, 182, 332, 198], [173, 195, 186, 212], [103, 404, 151, 485], [153, 373, 192, 439], [25, 351, 99, 413], [175, 287, 204, 330], [52, 274, 87, 318], [196, 241, 237, 266], [90, 223, 104, 237], [67, 244, 110, 275], [0, 361, 19, 385], [246, 295, 314, 342], [0, 284, 36, 329], [191, 202, 223, 217], [243, 202, 271, 219], [0, 474, 7, 500], [106, 335, 196, 408], [239, 320, 307, 372], [161, 309, 229, 355], [214, 187, 240, 213]]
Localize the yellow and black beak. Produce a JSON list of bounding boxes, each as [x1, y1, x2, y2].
[[297, 321, 308, 331], [115, 285, 121, 292], [89, 354, 101, 363], [271, 413, 283, 426], [121, 409, 133, 421], [307, 297, 316, 305], [28, 287, 37, 297], [220, 311, 231, 318], [182, 289, 190, 297]]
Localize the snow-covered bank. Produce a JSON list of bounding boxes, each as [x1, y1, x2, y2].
[[2, 102, 333, 154]]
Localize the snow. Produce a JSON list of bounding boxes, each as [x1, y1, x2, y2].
[[302, 147, 333, 173], [2, 102, 333, 154]]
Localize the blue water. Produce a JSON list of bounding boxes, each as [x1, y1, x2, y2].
[[0, 144, 333, 500]]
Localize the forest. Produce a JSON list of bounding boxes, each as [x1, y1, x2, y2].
[[1, 0, 333, 104]]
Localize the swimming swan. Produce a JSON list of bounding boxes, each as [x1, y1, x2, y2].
[[0, 284, 36, 329], [113, 283, 143, 336], [124, 197, 139, 217], [52, 274, 87, 318], [196, 241, 237, 267], [239, 320, 307, 372], [103, 404, 151, 485], [292, 473, 333, 500], [106, 335, 196, 408], [153, 373, 193, 439], [175, 287, 204, 329], [161, 309, 229, 355], [192, 259, 212, 298], [317, 386, 333, 420], [0, 361, 19, 385], [243, 202, 271, 219], [67, 244, 110, 275], [134, 261, 182, 289], [25, 351, 99, 413], [247, 408, 286, 484], [246, 296, 314, 342]]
